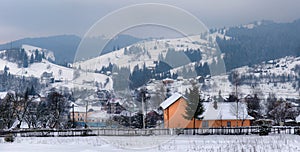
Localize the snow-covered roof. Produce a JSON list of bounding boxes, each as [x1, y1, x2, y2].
[[0, 92, 7, 99], [160, 92, 254, 120], [296, 115, 300, 123], [72, 105, 102, 113], [73, 106, 87, 113], [199, 102, 254, 120], [108, 98, 124, 105], [88, 111, 109, 119], [32, 97, 41, 102], [160, 93, 182, 109]]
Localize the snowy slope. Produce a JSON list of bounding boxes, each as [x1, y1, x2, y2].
[[22, 44, 55, 61], [73, 34, 224, 72], [145, 56, 300, 102], [0, 58, 112, 90], [198, 56, 300, 100]]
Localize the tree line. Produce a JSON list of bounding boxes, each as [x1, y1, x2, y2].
[[0, 89, 71, 129]]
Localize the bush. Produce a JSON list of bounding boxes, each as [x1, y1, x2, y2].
[[295, 129, 300, 135], [259, 126, 270, 136], [4, 134, 15, 142]]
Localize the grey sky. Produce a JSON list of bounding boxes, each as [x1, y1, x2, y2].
[[1, 0, 300, 43]]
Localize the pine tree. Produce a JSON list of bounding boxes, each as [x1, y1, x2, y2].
[[183, 82, 205, 135], [124, 47, 128, 55], [34, 49, 39, 62], [23, 53, 28, 68], [30, 54, 34, 64], [42, 51, 45, 59], [29, 85, 36, 95]]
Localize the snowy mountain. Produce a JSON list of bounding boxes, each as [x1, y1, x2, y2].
[[0, 34, 142, 65], [22, 44, 55, 62], [0, 45, 113, 92], [73, 34, 224, 72]]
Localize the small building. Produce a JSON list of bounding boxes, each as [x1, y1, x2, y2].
[[296, 115, 300, 125], [162, 78, 174, 86], [41, 72, 54, 84], [70, 105, 89, 123], [70, 104, 108, 127], [106, 98, 125, 114], [87, 111, 109, 127], [160, 93, 254, 128]]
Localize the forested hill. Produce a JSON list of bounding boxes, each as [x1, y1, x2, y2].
[[1, 19, 299, 70], [0, 34, 142, 66], [217, 19, 300, 71]]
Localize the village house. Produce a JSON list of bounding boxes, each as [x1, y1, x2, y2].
[[70, 103, 107, 127], [106, 98, 126, 114], [296, 115, 300, 125], [40, 71, 54, 84], [160, 93, 254, 128]]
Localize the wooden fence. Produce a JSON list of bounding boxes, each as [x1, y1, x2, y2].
[[0, 126, 299, 137]]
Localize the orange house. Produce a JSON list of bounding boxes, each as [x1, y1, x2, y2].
[[160, 93, 254, 128]]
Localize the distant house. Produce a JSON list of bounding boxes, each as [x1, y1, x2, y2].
[[146, 110, 163, 128], [71, 105, 89, 123], [96, 90, 111, 102], [87, 111, 109, 127], [162, 78, 174, 86], [296, 115, 300, 125], [106, 98, 125, 114], [40, 72, 54, 84], [70, 104, 108, 127], [160, 93, 254, 128], [0, 92, 7, 99]]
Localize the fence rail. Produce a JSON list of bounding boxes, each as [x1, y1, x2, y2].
[[0, 126, 299, 137]]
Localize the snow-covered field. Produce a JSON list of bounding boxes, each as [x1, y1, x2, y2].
[[1, 135, 300, 152], [73, 34, 223, 72]]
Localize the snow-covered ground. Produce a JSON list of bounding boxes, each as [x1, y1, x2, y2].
[[0, 48, 113, 91], [1, 135, 300, 152], [21, 44, 55, 61], [153, 56, 300, 100], [73, 34, 223, 72]]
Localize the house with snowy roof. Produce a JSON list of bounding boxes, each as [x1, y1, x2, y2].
[[70, 103, 109, 127], [296, 115, 300, 124], [160, 93, 254, 128], [105, 98, 126, 114], [40, 71, 54, 84]]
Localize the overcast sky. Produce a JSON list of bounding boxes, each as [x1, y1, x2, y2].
[[1, 0, 300, 44]]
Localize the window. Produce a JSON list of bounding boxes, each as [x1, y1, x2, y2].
[[202, 120, 209, 128], [227, 121, 231, 127]]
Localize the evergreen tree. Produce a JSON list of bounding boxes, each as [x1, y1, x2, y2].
[[34, 49, 39, 62], [124, 47, 128, 55], [42, 51, 45, 59], [23, 53, 28, 68], [29, 85, 36, 95], [183, 82, 205, 135], [30, 54, 34, 64]]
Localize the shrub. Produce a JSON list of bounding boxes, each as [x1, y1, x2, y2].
[[259, 126, 270, 136], [4, 134, 15, 142]]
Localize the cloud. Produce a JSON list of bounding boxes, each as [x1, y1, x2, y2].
[[0, 0, 300, 43]]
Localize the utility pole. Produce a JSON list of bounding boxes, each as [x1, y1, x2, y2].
[[142, 94, 145, 129], [85, 101, 88, 128], [233, 72, 239, 127], [140, 87, 150, 129], [72, 104, 75, 128]]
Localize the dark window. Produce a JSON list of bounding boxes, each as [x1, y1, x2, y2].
[[227, 121, 231, 127], [202, 120, 209, 128]]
